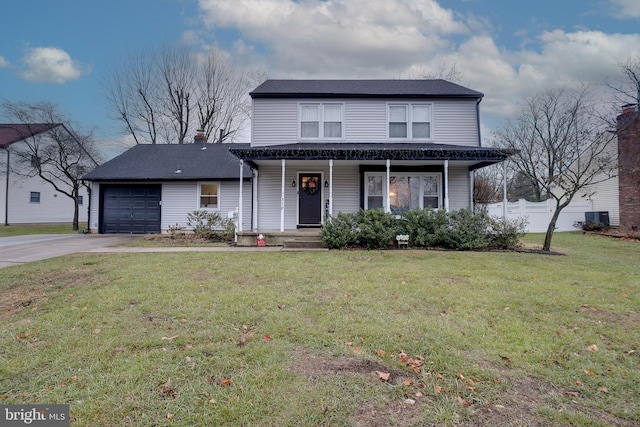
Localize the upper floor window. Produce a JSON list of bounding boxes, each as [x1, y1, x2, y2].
[[199, 182, 219, 209], [388, 104, 432, 139], [300, 103, 343, 139]]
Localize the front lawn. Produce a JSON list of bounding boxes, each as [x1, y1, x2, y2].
[[0, 233, 638, 426]]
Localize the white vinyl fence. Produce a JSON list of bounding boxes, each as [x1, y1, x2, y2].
[[485, 199, 592, 233]]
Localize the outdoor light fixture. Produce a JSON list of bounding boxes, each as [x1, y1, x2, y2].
[[291, 179, 296, 187], [324, 180, 329, 188]]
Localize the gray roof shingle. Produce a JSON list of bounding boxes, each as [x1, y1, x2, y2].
[[0, 123, 62, 148], [82, 143, 251, 181], [250, 79, 483, 99]]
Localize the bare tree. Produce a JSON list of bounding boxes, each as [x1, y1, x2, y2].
[[605, 55, 640, 107], [2, 101, 101, 230], [104, 44, 251, 144], [492, 86, 617, 251], [473, 165, 503, 206]]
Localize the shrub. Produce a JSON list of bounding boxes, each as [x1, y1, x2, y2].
[[488, 216, 528, 250], [322, 208, 527, 251], [353, 209, 399, 249], [435, 209, 492, 250], [186, 210, 235, 241], [402, 209, 448, 247], [321, 211, 360, 249]]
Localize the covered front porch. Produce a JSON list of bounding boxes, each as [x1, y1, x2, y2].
[[229, 143, 512, 234]]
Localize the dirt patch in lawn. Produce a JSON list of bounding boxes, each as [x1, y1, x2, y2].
[[289, 347, 401, 380], [289, 347, 422, 426]]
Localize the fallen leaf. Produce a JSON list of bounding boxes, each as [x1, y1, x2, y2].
[[457, 396, 472, 406], [162, 335, 179, 341], [598, 387, 608, 393], [114, 345, 126, 352], [499, 355, 511, 362], [434, 386, 443, 393], [564, 390, 580, 398], [345, 342, 353, 347], [403, 379, 413, 386], [353, 347, 363, 354], [92, 328, 100, 334], [586, 344, 598, 352], [166, 413, 173, 420], [584, 370, 595, 376], [404, 398, 416, 405], [209, 398, 216, 404], [375, 349, 385, 357], [376, 371, 391, 381], [220, 379, 233, 386], [458, 373, 465, 380], [263, 335, 272, 341], [465, 385, 476, 392], [503, 307, 510, 311], [415, 391, 423, 397], [576, 379, 583, 386]]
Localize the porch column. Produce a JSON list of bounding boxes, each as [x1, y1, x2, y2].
[[502, 160, 508, 219], [280, 159, 286, 232], [328, 159, 333, 217], [238, 160, 243, 233], [385, 159, 391, 213], [252, 168, 258, 231], [469, 170, 474, 211], [444, 160, 450, 212]]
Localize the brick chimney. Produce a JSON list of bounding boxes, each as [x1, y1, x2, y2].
[[194, 129, 206, 144], [617, 104, 640, 231]]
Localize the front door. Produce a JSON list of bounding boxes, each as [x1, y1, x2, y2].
[[298, 173, 322, 226]]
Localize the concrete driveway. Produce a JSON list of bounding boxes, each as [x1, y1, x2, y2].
[[0, 234, 141, 268]]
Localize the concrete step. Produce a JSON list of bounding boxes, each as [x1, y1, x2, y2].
[[283, 238, 326, 249]]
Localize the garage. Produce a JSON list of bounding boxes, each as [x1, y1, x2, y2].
[[100, 185, 161, 234]]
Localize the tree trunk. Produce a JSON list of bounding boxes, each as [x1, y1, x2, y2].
[[543, 202, 566, 251]]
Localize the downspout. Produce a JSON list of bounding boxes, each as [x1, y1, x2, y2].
[[3, 147, 9, 226]]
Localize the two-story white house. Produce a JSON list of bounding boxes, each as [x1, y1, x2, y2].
[[1, 123, 90, 226], [229, 79, 512, 237]]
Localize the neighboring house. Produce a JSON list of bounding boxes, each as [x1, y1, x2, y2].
[[82, 142, 252, 234], [0, 123, 89, 225], [228, 79, 511, 235]]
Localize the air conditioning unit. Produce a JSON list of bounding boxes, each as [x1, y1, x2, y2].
[[585, 211, 610, 228]]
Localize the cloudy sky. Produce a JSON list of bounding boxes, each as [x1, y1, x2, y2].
[[1, 0, 639, 152]]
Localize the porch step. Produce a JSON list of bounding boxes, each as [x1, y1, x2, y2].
[[283, 237, 326, 249]]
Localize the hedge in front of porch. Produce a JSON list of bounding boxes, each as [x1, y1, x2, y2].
[[321, 209, 526, 251]]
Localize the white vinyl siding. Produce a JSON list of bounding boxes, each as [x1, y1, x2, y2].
[[447, 166, 471, 210], [0, 152, 89, 224], [252, 98, 479, 146]]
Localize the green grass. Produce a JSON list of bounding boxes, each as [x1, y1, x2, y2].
[[0, 232, 638, 426], [0, 223, 84, 237]]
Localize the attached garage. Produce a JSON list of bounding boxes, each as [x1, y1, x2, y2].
[[82, 143, 252, 234], [100, 185, 161, 234]]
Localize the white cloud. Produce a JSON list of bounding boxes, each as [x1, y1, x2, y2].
[[196, 0, 640, 127], [610, 0, 640, 18], [198, 0, 467, 77], [0, 56, 9, 68], [19, 46, 89, 84]]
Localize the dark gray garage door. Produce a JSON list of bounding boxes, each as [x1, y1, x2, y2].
[[101, 185, 161, 234]]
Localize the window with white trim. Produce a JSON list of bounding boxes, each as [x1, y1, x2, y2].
[[300, 103, 343, 139], [364, 172, 441, 213], [199, 182, 219, 209], [388, 103, 432, 139]]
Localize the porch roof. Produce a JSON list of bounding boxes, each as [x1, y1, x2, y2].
[[229, 143, 513, 165]]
